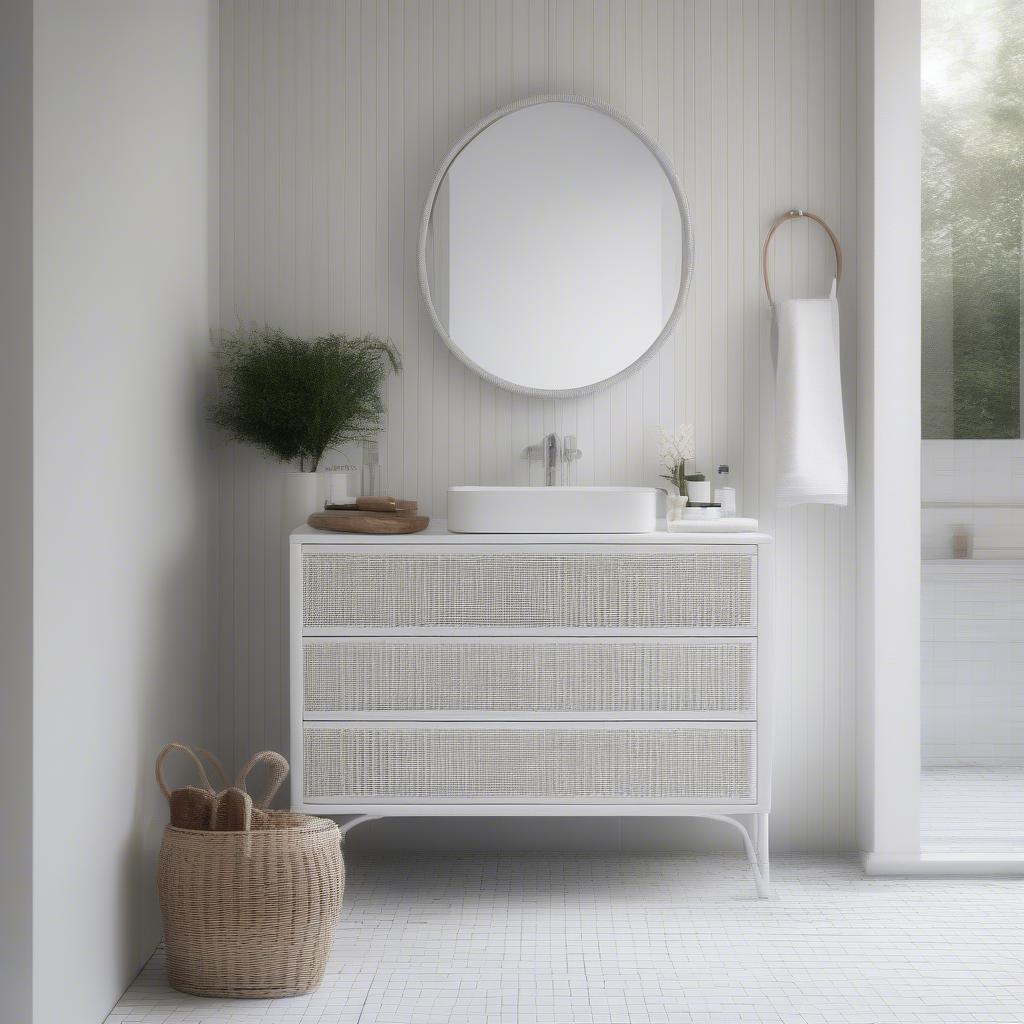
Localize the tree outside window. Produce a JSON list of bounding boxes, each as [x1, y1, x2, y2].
[[922, 0, 1024, 439]]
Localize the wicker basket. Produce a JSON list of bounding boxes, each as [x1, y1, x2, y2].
[[156, 746, 343, 998]]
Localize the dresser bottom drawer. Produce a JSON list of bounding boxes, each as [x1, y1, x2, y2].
[[303, 723, 756, 804]]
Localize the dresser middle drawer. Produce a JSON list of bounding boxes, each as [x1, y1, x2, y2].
[[303, 637, 756, 719]]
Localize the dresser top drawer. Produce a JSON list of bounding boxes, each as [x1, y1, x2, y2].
[[301, 548, 757, 634]]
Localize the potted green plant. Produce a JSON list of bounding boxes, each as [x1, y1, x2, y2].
[[658, 423, 705, 521], [210, 326, 401, 526]]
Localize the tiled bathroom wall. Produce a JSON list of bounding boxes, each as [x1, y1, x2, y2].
[[922, 561, 1024, 763], [922, 440, 1024, 559], [922, 440, 1024, 763]]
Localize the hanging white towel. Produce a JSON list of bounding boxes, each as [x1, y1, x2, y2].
[[775, 279, 848, 506]]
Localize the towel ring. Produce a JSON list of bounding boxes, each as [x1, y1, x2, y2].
[[762, 209, 842, 306]]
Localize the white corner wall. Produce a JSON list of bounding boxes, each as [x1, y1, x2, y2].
[[856, 0, 922, 866], [31, 3, 217, 1021]]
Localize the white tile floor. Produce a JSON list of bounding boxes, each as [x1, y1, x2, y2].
[[921, 763, 1024, 852], [109, 853, 1024, 1024]]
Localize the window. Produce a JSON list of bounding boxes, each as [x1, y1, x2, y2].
[[922, 0, 1024, 438]]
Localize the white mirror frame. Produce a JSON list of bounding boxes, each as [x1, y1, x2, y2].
[[418, 94, 695, 399]]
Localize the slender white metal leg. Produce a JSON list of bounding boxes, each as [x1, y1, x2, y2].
[[756, 813, 770, 885], [703, 814, 770, 898], [337, 814, 379, 840]]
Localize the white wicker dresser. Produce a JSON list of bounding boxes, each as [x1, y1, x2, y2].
[[290, 521, 773, 895]]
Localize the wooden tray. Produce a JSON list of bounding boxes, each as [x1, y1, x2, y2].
[[326, 497, 418, 514], [307, 510, 430, 535]]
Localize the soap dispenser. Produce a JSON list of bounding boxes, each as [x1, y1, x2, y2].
[[714, 465, 737, 517]]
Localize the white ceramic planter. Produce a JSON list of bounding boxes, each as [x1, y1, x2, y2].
[[285, 471, 331, 531]]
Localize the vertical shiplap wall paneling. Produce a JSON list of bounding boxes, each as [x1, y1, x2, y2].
[[216, 0, 858, 851], [796, 0, 814, 853], [769, 0, 794, 850], [217, 0, 232, 780], [839, 0, 859, 848], [709, 3, 727, 487], [807, 0, 826, 851], [822, 0, 842, 849], [248, 0, 266, 781], [821, 0, 841, 849], [789, 0, 809, 854]]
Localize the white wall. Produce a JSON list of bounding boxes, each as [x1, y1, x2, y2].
[[856, 0, 922, 867], [0, 1, 35, 1018], [217, 0, 860, 853], [32, 3, 217, 1021]]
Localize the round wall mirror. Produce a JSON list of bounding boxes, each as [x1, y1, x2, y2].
[[419, 95, 693, 398]]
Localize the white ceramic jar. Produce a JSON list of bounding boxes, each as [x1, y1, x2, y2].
[[686, 479, 711, 504]]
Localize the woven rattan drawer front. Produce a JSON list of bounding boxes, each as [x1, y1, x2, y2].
[[302, 549, 756, 631], [303, 724, 756, 803], [303, 638, 756, 717]]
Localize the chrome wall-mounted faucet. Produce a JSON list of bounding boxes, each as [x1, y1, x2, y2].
[[526, 433, 583, 485], [563, 434, 582, 474], [541, 433, 559, 486]]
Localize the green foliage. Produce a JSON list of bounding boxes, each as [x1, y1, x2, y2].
[[922, 0, 1023, 438], [659, 468, 706, 496], [660, 467, 687, 496], [210, 326, 401, 471]]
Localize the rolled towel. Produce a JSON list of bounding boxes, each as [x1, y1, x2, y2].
[[775, 279, 848, 506]]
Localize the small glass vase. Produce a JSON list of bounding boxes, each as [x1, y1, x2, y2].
[[666, 493, 688, 523]]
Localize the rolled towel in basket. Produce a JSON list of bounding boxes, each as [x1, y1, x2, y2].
[[774, 279, 848, 506]]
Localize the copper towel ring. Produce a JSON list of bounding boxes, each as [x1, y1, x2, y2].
[[762, 209, 842, 306]]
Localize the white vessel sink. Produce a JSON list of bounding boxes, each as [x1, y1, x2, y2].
[[447, 485, 658, 534]]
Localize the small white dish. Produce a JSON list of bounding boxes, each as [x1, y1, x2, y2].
[[680, 505, 722, 521]]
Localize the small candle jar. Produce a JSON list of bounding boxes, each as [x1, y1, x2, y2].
[[324, 465, 360, 506], [686, 480, 711, 504]]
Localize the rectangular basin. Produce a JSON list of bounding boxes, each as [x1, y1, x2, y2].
[[447, 485, 657, 534]]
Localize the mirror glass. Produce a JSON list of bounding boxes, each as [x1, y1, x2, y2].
[[420, 98, 692, 397]]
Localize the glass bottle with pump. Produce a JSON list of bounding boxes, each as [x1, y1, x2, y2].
[[714, 464, 737, 517]]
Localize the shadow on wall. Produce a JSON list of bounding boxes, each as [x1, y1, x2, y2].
[[115, 346, 218, 983]]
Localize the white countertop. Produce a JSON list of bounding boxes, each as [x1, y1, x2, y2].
[[291, 519, 772, 545]]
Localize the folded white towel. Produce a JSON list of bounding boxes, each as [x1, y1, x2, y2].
[[666, 517, 760, 534], [775, 279, 848, 506]]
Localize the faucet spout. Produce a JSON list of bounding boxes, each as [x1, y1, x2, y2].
[[525, 432, 584, 485], [542, 433, 559, 486]]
